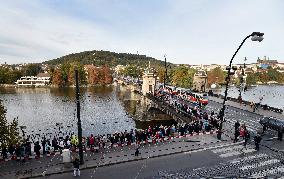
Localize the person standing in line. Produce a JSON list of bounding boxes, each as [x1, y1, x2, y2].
[[42, 137, 46, 155], [278, 130, 283, 141], [254, 133, 262, 151], [234, 121, 240, 131], [234, 128, 240, 143], [135, 142, 140, 156], [72, 156, 80, 177], [243, 129, 250, 149], [1, 146, 7, 159]]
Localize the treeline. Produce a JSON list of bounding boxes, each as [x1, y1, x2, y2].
[[51, 62, 113, 86], [119, 65, 197, 88], [246, 68, 284, 85], [207, 67, 226, 85], [44, 50, 165, 68], [0, 64, 43, 84]]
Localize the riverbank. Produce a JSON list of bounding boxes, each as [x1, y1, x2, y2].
[[0, 84, 17, 88]]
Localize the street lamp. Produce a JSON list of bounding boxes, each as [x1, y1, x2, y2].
[[238, 57, 247, 101], [19, 125, 27, 139], [218, 32, 264, 135], [163, 55, 171, 88], [75, 69, 84, 164], [164, 55, 167, 88]]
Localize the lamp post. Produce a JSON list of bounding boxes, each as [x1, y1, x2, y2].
[[238, 57, 247, 100], [75, 69, 84, 164], [19, 125, 27, 140], [218, 32, 264, 134], [164, 55, 167, 88], [163, 55, 171, 88]]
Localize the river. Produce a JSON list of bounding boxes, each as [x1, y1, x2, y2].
[[0, 85, 176, 138], [214, 85, 284, 110]]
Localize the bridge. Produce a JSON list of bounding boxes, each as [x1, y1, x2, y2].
[[133, 93, 194, 123]]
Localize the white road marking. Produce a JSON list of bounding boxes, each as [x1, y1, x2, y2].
[[212, 145, 243, 153], [240, 159, 280, 171], [184, 141, 244, 154], [218, 147, 256, 158], [219, 151, 241, 158], [230, 153, 268, 164], [251, 166, 284, 177]]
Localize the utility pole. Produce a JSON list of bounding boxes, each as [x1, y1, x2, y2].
[[75, 69, 84, 164], [164, 55, 167, 88]]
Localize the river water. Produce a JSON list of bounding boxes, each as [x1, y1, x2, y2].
[[213, 85, 284, 110], [0, 85, 173, 138]]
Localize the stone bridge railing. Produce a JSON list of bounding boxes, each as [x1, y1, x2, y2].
[[146, 93, 193, 123]]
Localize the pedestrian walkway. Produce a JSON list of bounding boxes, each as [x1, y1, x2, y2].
[[0, 134, 227, 179], [211, 143, 256, 158]]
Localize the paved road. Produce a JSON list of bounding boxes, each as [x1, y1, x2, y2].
[[47, 141, 284, 179], [206, 98, 278, 136], [0, 134, 225, 179]]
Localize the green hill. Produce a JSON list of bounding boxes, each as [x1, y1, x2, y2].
[[43, 50, 166, 67]]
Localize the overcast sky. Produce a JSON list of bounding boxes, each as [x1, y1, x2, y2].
[[0, 0, 283, 65]]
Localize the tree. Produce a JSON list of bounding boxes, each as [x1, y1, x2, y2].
[[0, 67, 23, 84], [0, 100, 21, 148], [171, 66, 195, 88], [157, 68, 165, 83], [23, 64, 42, 76], [52, 68, 64, 86], [245, 73, 257, 85], [122, 65, 142, 78], [102, 65, 113, 84], [207, 67, 226, 85]]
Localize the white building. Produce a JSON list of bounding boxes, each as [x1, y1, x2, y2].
[[16, 73, 50, 87]]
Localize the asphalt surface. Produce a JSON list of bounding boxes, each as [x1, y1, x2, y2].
[[47, 142, 284, 179]]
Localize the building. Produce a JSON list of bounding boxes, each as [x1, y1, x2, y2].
[[257, 56, 278, 69], [192, 70, 207, 92], [142, 64, 157, 95], [16, 73, 50, 87]]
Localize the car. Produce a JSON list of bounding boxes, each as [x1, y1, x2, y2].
[[259, 117, 284, 132]]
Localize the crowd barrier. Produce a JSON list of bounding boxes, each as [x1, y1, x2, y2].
[[0, 130, 217, 162]]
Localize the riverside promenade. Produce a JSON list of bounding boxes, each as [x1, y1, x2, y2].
[[0, 133, 223, 179], [1, 95, 283, 179]]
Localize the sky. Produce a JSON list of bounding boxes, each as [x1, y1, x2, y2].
[[0, 0, 283, 65]]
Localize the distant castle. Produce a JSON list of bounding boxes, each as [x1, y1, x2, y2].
[[257, 56, 278, 69]]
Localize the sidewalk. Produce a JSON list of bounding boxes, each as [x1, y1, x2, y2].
[[0, 132, 230, 179], [208, 96, 284, 119]]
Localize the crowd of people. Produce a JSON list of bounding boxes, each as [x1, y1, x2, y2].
[[0, 86, 223, 162], [1, 117, 219, 162]]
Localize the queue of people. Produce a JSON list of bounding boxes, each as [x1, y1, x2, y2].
[[1, 116, 219, 162]]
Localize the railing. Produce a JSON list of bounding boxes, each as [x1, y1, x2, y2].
[[146, 93, 193, 122]]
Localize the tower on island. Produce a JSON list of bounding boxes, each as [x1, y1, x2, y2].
[[142, 62, 157, 95], [192, 70, 208, 92]]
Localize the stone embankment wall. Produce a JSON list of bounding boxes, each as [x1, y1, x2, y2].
[[210, 93, 283, 114]]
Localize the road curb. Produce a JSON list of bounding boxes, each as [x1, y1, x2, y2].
[[20, 140, 228, 178]]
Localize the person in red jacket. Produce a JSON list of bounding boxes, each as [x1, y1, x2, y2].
[[89, 134, 94, 152]]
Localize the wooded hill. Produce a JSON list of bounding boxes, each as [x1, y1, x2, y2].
[[43, 50, 166, 67]]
